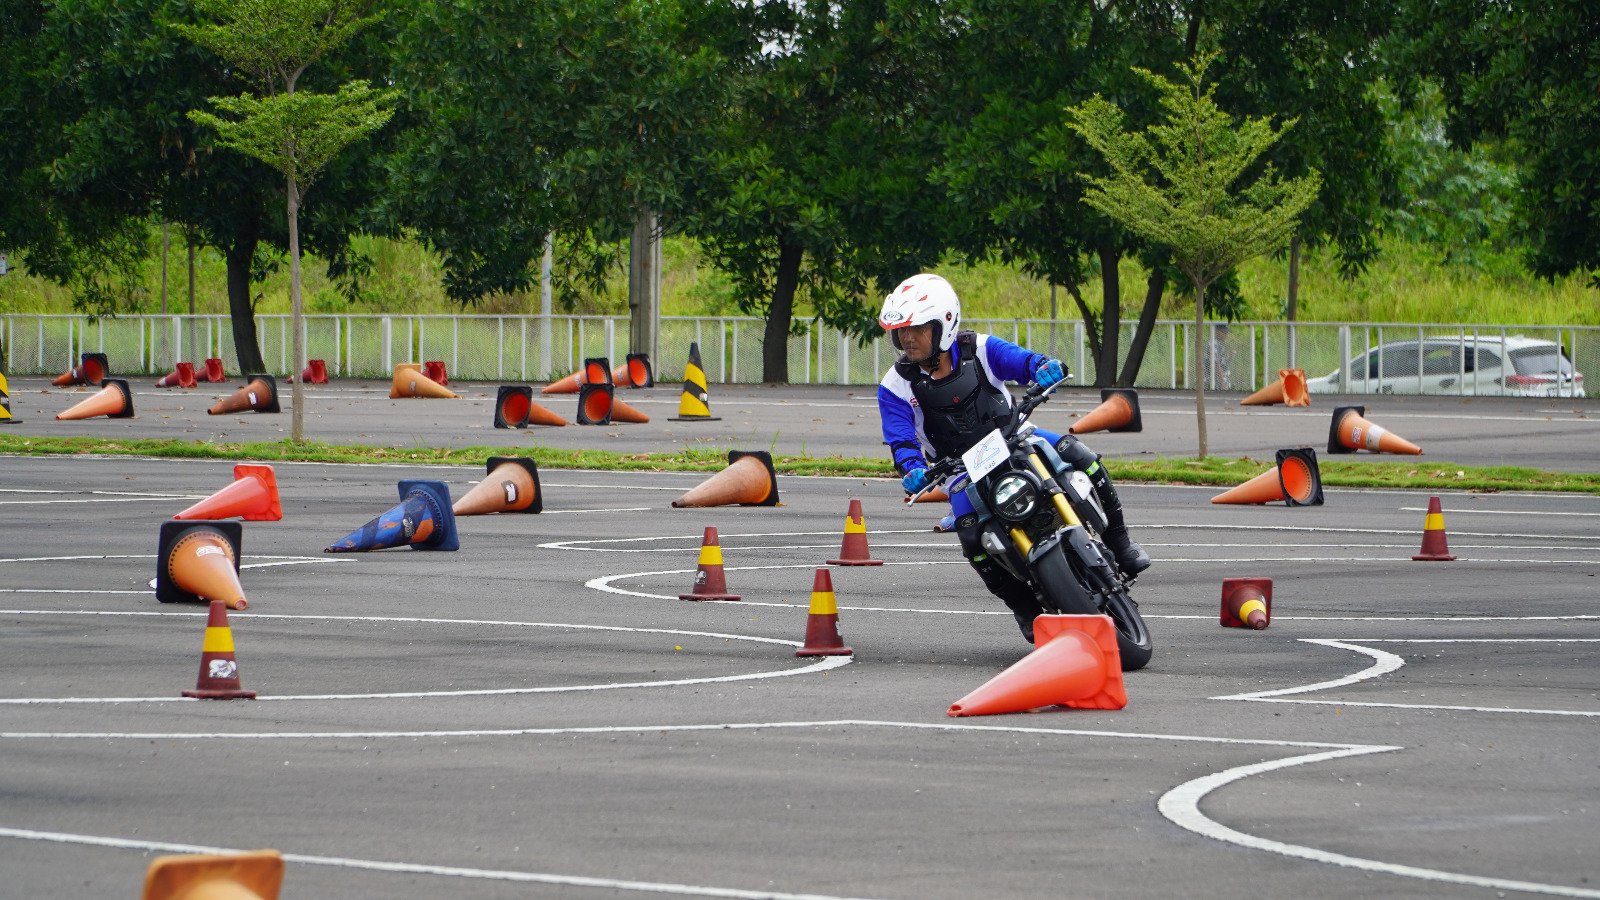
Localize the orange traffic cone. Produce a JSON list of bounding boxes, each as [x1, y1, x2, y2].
[[610, 396, 650, 424], [180, 599, 256, 700], [1412, 495, 1457, 561], [208, 374, 280, 414], [1211, 448, 1324, 506], [288, 359, 328, 385], [1221, 577, 1272, 629], [326, 481, 459, 552], [55, 378, 134, 420], [52, 352, 110, 387], [827, 498, 883, 566], [948, 614, 1127, 716], [1069, 388, 1142, 434], [155, 362, 198, 388], [911, 485, 951, 504], [389, 365, 458, 399], [672, 450, 780, 508], [679, 526, 741, 600], [577, 381, 614, 424], [143, 850, 283, 899], [795, 568, 852, 657], [669, 342, 719, 421], [174, 464, 282, 521], [525, 399, 567, 426], [200, 358, 227, 382], [613, 353, 653, 388], [453, 457, 542, 515], [156, 520, 248, 610], [1327, 405, 1422, 455], [424, 360, 448, 385], [542, 367, 585, 394], [494, 385, 534, 428], [1241, 368, 1310, 406]]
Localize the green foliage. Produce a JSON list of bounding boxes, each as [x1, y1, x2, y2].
[[173, 0, 378, 88], [189, 81, 396, 189]]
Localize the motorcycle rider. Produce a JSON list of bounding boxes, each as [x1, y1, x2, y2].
[[876, 273, 1150, 640]]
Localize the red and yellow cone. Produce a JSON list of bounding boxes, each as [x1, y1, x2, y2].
[[827, 498, 883, 566], [796, 568, 852, 657], [1220, 577, 1272, 629], [182, 599, 256, 700], [1412, 495, 1457, 561], [679, 526, 740, 600]]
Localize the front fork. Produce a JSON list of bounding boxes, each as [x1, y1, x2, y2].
[[1006, 451, 1081, 555]]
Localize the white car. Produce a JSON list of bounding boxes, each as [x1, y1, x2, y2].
[[1306, 336, 1585, 398]]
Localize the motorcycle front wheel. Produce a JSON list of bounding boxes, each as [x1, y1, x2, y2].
[[1032, 543, 1153, 672]]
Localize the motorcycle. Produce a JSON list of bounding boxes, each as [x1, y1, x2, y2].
[[907, 381, 1153, 670]]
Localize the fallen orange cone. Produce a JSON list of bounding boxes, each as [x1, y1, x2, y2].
[[424, 360, 448, 385], [1327, 405, 1422, 455], [1412, 495, 1457, 561], [795, 568, 852, 657], [672, 450, 779, 508], [1241, 368, 1309, 407], [1069, 388, 1142, 434], [453, 456, 542, 516], [1211, 448, 1324, 506], [948, 614, 1126, 716], [143, 850, 282, 899], [910, 485, 950, 504], [494, 385, 534, 428], [157, 520, 249, 610], [610, 396, 650, 423], [155, 362, 197, 389], [679, 526, 740, 601], [52, 352, 110, 387], [827, 498, 883, 566], [613, 353, 653, 388], [326, 481, 459, 552], [200, 358, 227, 382], [390, 365, 458, 399], [55, 378, 134, 420], [542, 367, 585, 394], [208, 374, 280, 415], [288, 359, 328, 384], [174, 464, 282, 521], [181, 599, 256, 700], [1221, 577, 1272, 629]]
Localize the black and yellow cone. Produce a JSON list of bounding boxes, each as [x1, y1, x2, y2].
[[669, 342, 719, 421], [0, 371, 18, 424]]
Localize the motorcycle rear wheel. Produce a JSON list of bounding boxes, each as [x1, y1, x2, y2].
[[1033, 544, 1153, 672]]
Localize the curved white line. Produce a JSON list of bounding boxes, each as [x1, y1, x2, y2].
[[1158, 748, 1600, 899], [1213, 639, 1405, 701], [584, 563, 965, 601], [540, 529, 938, 551]]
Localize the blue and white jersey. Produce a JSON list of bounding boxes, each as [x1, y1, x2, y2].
[[877, 332, 1046, 475]]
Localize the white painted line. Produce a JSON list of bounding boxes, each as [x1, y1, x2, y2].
[[541, 507, 654, 514], [1229, 697, 1600, 717], [1214, 639, 1405, 701], [0, 826, 876, 900], [0, 589, 148, 595], [1399, 506, 1600, 518]]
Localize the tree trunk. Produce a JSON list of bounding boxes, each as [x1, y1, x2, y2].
[[1118, 265, 1168, 386], [762, 237, 803, 384], [1285, 234, 1301, 367], [1193, 283, 1208, 459], [1095, 242, 1121, 387], [224, 223, 266, 375], [288, 175, 305, 442]]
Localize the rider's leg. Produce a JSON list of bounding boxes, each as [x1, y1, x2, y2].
[[1053, 434, 1151, 576], [953, 496, 1042, 642]]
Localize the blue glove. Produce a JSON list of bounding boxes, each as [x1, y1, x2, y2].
[[1034, 358, 1066, 388], [901, 466, 931, 494]]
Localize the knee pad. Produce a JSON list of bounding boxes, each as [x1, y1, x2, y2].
[[1054, 434, 1098, 471]]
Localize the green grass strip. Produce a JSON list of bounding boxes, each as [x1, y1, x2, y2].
[[2, 434, 1598, 494]]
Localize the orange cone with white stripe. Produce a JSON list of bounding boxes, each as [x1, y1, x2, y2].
[[1221, 577, 1271, 629], [389, 365, 458, 399], [1241, 368, 1310, 406], [155, 362, 198, 388], [157, 520, 249, 610], [827, 498, 883, 565], [55, 379, 134, 420], [795, 568, 852, 657], [679, 526, 740, 600], [452, 457, 542, 516], [542, 368, 585, 394], [181, 600, 256, 700], [1327, 406, 1422, 455], [207, 374, 279, 414], [1412, 496, 1457, 561], [948, 614, 1126, 716]]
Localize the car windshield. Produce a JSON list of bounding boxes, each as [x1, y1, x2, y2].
[[1509, 347, 1574, 376]]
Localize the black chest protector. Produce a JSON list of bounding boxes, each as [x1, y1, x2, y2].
[[897, 332, 1015, 461]]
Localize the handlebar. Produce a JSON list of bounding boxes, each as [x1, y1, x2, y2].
[[901, 380, 1060, 504]]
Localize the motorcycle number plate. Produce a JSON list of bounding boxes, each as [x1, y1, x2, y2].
[[962, 429, 1009, 483]]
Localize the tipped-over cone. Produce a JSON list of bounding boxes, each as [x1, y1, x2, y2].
[[1069, 388, 1142, 434], [1241, 368, 1310, 407], [1211, 448, 1323, 506], [669, 342, 719, 421], [577, 382, 614, 424], [180, 600, 257, 700], [174, 464, 282, 521], [208, 375, 279, 415], [55, 379, 134, 420], [424, 360, 448, 385], [453, 457, 542, 515], [948, 615, 1126, 716], [200, 358, 227, 382], [494, 385, 534, 428], [795, 568, 852, 656], [155, 362, 198, 389], [52, 352, 110, 387], [326, 480, 459, 552], [910, 485, 951, 504], [157, 520, 248, 610], [614, 353, 654, 388], [672, 450, 779, 508], [827, 498, 883, 565], [390, 365, 458, 399], [542, 368, 585, 394], [680, 526, 741, 600], [610, 396, 650, 424], [1412, 495, 1457, 561], [1221, 577, 1272, 629], [289, 359, 328, 384], [1327, 406, 1422, 455], [142, 850, 282, 898]]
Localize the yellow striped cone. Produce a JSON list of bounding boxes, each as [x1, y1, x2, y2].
[[1220, 578, 1272, 629], [182, 600, 256, 699], [669, 341, 719, 421], [0, 371, 18, 424], [1412, 495, 1457, 561], [826, 498, 883, 565], [679, 526, 740, 600], [796, 568, 852, 657]]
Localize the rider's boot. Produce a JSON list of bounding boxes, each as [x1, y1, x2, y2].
[[959, 514, 1044, 642], [1056, 436, 1150, 578]]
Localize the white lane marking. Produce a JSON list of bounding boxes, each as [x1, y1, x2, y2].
[[1397, 507, 1600, 518], [1134, 522, 1600, 541], [1159, 747, 1600, 899], [0, 554, 345, 564], [1215, 640, 1406, 700], [0, 589, 148, 595], [0, 826, 875, 900], [541, 530, 937, 551], [541, 507, 654, 514]]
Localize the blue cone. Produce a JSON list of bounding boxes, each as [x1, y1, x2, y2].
[[325, 480, 459, 552]]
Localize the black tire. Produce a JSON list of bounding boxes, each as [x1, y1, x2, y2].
[[1032, 543, 1153, 672]]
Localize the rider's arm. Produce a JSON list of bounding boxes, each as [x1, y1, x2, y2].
[[977, 334, 1050, 384], [877, 382, 928, 474]]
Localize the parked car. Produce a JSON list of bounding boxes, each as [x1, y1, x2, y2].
[[1306, 336, 1586, 398]]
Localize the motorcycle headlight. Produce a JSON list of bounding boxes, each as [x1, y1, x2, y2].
[[991, 473, 1039, 522]]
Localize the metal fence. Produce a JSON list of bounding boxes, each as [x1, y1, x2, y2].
[[2, 312, 1594, 398]]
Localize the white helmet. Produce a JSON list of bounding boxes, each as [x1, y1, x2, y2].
[[879, 273, 961, 353]]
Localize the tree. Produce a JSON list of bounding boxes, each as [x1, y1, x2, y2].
[[1068, 54, 1320, 458], [180, 0, 395, 441]]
